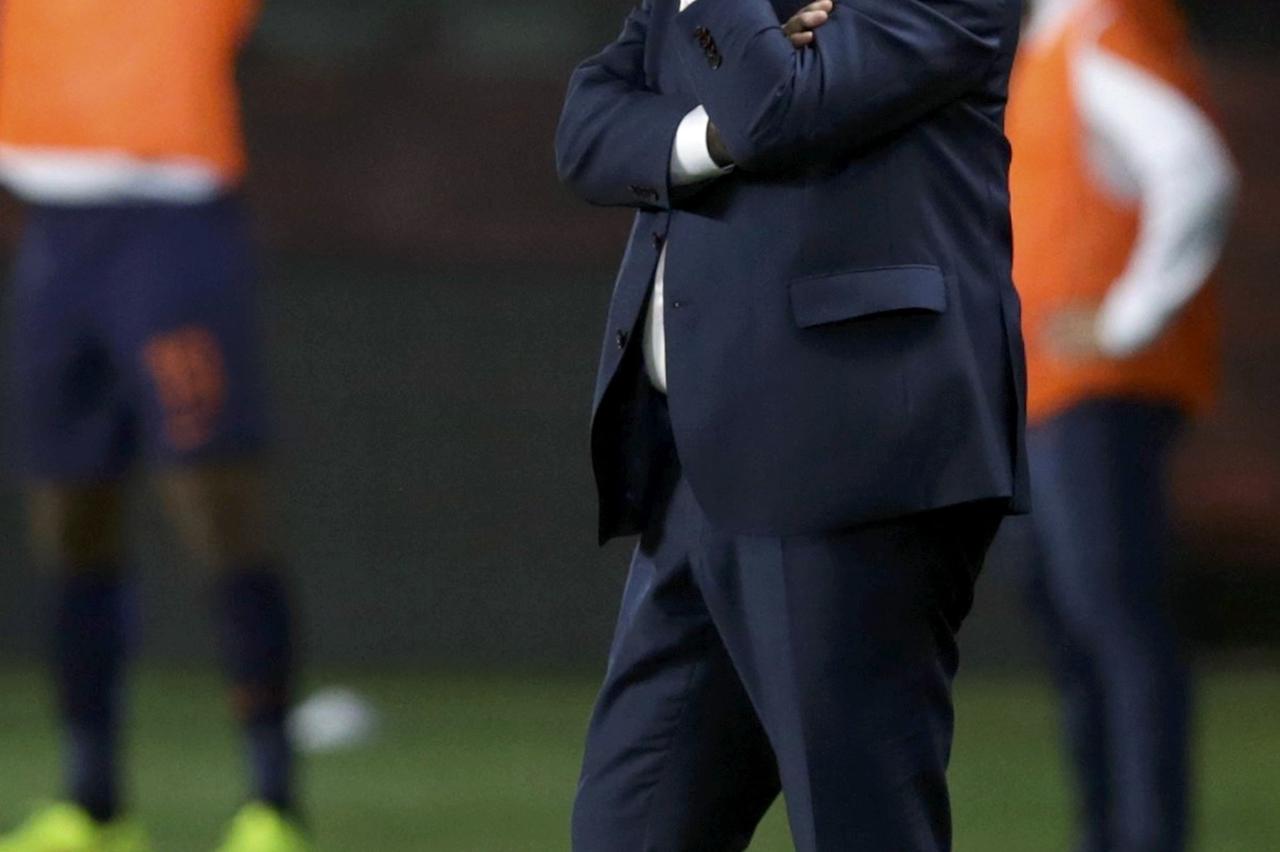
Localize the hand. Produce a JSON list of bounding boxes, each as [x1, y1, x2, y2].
[[783, 0, 834, 48], [1043, 305, 1104, 363]]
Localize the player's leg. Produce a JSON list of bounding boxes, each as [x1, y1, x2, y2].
[[1024, 423, 1114, 852], [1029, 399, 1189, 852], [572, 475, 781, 852], [694, 499, 1004, 852], [113, 198, 304, 847], [152, 461, 296, 819], [3, 207, 148, 850], [29, 483, 130, 825]]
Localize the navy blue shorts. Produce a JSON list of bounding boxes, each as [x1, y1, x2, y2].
[[7, 197, 267, 481]]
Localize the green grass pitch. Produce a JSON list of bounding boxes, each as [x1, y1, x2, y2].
[[0, 667, 1277, 850]]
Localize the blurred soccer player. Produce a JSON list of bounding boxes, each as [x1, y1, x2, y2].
[[1007, 1, 1237, 849], [0, 3, 309, 851]]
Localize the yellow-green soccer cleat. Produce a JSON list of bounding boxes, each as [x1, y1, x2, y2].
[[0, 802, 149, 852], [215, 803, 311, 852]]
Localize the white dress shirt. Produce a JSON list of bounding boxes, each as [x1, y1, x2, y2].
[[1029, 0, 1238, 356], [644, 0, 733, 392]]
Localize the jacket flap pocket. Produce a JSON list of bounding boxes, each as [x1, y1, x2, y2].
[[789, 265, 947, 328]]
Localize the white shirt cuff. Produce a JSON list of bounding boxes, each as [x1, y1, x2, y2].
[[670, 106, 732, 187]]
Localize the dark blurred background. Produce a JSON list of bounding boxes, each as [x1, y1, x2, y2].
[[0, 0, 1276, 672]]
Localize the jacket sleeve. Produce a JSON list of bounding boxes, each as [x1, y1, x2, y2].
[[555, 0, 699, 209], [675, 0, 1009, 171]]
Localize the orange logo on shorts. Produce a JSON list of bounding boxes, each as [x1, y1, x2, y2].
[[142, 325, 228, 452]]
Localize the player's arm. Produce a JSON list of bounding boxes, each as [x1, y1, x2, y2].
[[675, 0, 1007, 171], [1081, 44, 1238, 357], [555, 0, 708, 209]]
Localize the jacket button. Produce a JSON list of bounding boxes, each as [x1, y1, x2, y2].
[[671, 300, 685, 309], [651, 232, 665, 249], [616, 329, 629, 350]]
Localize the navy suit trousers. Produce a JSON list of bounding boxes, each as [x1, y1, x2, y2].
[[573, 398, 1004, 852]]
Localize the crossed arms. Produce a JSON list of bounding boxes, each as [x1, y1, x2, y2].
[[555, 0, 1008, 208]]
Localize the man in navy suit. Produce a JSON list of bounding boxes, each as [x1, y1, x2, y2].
[[556, 0, 1027, 848]]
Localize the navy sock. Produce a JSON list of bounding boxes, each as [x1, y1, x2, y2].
[[54, 573, 129, 823], [215, 567, 296, 813]]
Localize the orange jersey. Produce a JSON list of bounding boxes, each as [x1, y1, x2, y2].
[[0, 0, 258, 183], [1007, 0, 1222, 424]]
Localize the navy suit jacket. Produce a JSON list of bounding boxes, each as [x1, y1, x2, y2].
[[556, 0, 1030, 541]]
